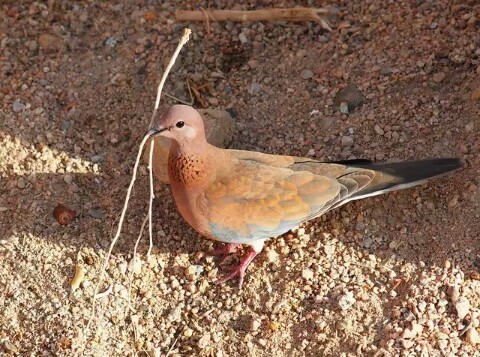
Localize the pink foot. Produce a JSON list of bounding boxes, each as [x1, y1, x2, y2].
[[213, 243, 242, 265], [214, 243, 242, 255], [216, 248, 258, 288]]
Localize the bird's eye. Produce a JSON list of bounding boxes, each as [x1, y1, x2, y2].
[[176, 121, 185, 128]]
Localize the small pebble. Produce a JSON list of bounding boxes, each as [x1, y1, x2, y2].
[[455, 297, 470, 319], [432, 72, 446, 83], [302, 268, 314, 280], [13, 99, 26, 113], [88, 208, 104, 220], [301, 69, 314, 80], [198, 333, 211, 349], [238, 33, 248, 44], [471, 89, 480, 102], [338, 291, 356, 310], [341, 136, 354, 147], [465, 327, 480, 346]]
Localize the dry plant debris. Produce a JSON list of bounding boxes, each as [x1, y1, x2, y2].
[[176, 7, 332, 31]]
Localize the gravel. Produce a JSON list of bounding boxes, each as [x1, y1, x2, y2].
[[1, 1, 479, 357]]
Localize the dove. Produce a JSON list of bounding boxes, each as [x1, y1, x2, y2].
[[150, 104, 463, 287]]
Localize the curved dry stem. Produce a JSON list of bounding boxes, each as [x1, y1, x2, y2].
[[146, 140, 155, 260], [149, 28, 192, 129], [80, 133, 152, 349]]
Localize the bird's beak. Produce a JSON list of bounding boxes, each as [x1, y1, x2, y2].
[[147, 126, 168, 137]]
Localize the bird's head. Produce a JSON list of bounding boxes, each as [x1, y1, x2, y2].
[[150, 105, 206, 145]]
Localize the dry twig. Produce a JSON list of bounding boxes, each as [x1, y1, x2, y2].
[[80, 28, 192, 354], [176, 7, 331, 31]]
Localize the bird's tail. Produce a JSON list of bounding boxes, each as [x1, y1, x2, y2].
[[344, 158, 463, 201]]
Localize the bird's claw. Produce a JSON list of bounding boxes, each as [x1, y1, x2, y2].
[[215, 248, 258, 288]]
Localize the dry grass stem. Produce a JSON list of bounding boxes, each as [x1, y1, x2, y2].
[[79, 27, 191, 353], [149, 28, 193, 128], [176, 8, 331, 30], [127, 213, 149, 311], [146, 141, 155, 260], [80, 132, 153, 349]]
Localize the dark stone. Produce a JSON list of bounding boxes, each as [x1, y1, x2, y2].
[[333, 84, 366, 112]]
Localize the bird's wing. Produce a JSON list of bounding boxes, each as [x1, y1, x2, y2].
[[200, 155, 376, 243]]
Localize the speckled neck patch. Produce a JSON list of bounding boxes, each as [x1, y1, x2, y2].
[[168, 153, 207, 186]]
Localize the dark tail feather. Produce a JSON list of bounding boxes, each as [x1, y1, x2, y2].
[[348, 158, 463, 201]]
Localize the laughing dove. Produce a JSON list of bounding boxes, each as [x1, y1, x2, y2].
[[150, 105, 463, 287]]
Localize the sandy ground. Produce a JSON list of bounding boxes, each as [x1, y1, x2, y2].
[[1, 1, 480, 356]]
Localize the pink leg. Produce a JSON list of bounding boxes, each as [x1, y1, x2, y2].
[[213, 243, 242, 265], [213, 243, 242, 256], [216, 247, 259, 288]]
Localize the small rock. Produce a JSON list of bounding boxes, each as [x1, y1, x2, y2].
[[448, 195, 459, 208], [247, 59, 259, 69], [117, 261, 127, 275], [301, 69, 314, 80], [105, 37, 117, 47], [465, 328, 480, 346], [341, 136, 354, 147], [333, 84, 366, 112], [13, 99, 26, 113], [184, 328, 194, 337], [26, 40, 39, 52], [339, 102, 349, 114], [171, 279, 180, 289], [471, 89, 480, 102], [381, 68, 393, 76], [363, 237, 373, 249], [302, 268, 314, 280], [374, 125, 384, 135], [64, 174, 73, 185], [338, 291, 356, 310], [417, 300, 427, 313], [88, 208, 104, 220], [455, 297, 470, 319], [251, 318, 261, 332], [198, 333, 211, 349], [208, 97, 219, 106], [190, 72, 203, 82], [465, 122, 474, 133], [238, 33, 248, 44], [39, 33, 61, 51], [17, 177, 26, 189], [247, 83, 261, 95], [91, 155, 104, 163], [432, 72, 446, 83], [401, 339, 414, 349], [402, 322, 423, 338], [449, 285, 461, 302], [128, 257, 142, 275], [3, 340, 18, 353]]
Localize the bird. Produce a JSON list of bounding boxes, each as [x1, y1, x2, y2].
[[150, 104, 463, 287]]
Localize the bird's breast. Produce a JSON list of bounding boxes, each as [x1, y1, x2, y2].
[[168, 153, 208, 186], [168, 153, 211, 236]]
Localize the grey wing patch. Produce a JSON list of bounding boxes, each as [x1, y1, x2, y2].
[[304, 170, 376, 220]]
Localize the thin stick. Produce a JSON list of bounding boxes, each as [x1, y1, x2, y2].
[[149, 28, 192, 128], [176, 8, 331, 31], [81, 133, 152, 342], [80, 27, 192, 355], [127, 213, 149, 311], [146, 141, 155, 260]]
